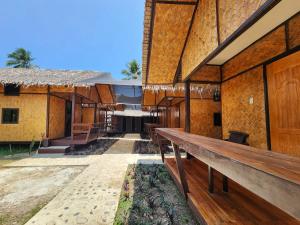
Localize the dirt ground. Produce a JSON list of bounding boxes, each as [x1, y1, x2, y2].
[[0, 165, 85, 225]]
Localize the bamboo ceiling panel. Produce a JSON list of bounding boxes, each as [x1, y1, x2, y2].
[[223, 26, 286, 80], [147, 4, 195, 84], [288, 13, 300, 49], [96, 84, 114, 104], [182, 0, 218, 80], [143, 89, 156, 106], [190, 65, 221, 82], [218, 0, 267, 43]]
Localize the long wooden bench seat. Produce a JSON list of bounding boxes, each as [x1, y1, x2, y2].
[[165, 158, 299, 225], [156, 128, 300, 223]]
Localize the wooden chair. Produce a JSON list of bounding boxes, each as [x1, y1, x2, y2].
[[225, 130, 249, 145], [220, 131, 249, 192]]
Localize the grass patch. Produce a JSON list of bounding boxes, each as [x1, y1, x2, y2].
[[0, 143, 38, 157], [20, 202, 47, 225], [114, 164, 198, 225]]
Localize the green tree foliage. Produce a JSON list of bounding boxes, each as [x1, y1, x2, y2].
[[121, 60, 141, 80], [6, 48, 35, 68]]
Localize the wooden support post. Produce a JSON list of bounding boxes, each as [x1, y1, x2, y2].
[[94, 103, 97, 123], [223, 175, 228, 192], [165, 107, 168, 128], [71, 92, 76, 149], [46, 85, 50, 138], [173, 143, 189, 198], [156, 106, 159, 123], [185, 80, 193, 159], [185, 80, 190, 132], [105, 108, 108, 131], [208, 166, 214, 193], [157, 134, 165, 163]]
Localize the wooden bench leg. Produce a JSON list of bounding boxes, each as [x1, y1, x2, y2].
[[223, 175, 228, 192], [158, 142, 165, 162], [173, 143, 189, 199], [208, 166, 214, 193], [186, 152, 194, 159]]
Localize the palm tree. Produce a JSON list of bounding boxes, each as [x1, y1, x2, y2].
[[121, 60, 141, 80], [6, 48, 35, 68]]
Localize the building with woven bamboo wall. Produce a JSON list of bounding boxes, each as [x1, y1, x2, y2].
[[0, 68, 115, 143], [142, 0, 300, 157], [142, 0, 300, 223]]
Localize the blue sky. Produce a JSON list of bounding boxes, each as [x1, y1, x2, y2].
[[0, 0, 144, 79]]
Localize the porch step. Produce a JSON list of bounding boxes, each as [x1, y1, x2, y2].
[[38, 146, 70, 154]]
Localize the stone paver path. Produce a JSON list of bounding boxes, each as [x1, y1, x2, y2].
[[5, 137, 162, 225]]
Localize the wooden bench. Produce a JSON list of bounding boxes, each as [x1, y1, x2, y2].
[[156, 128, 300, 224]]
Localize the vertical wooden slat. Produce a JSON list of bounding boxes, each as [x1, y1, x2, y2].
[[185, 80, 190, 132], [94, 104, 97, 123], [46, 85, 50, 138], [173, 143, 189, 198], [71, 92, 76, 141]]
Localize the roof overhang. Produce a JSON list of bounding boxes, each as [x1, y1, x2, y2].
[[207, 0, 300, 65], [142, 0, 197, 86]]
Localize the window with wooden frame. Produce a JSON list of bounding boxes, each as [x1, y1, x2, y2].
[[4, 84, 20, 96], [2, 108, 19, 124]]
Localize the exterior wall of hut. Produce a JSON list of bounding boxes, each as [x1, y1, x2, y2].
[[190, 99, 221, 139], [0, 85, 47, 142], [221, 13, 300, 150], [49, 96, 66, 139], [82, 108, 95, 124]]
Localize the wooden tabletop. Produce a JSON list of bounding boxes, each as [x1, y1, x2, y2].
[[144, 123, 161, 128], [156, 128, 300, 186]]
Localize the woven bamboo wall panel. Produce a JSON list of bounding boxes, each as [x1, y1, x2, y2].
[[222, 66, 267, 149], [223, 26, 286, 80], [218, 0, 267, 43], [168, 106, 180, 128], [50, 86, 74, 93], [148, 4, 194, 84], [190, 99, 221, 138], [0, 94, 47, 142], [156, 90, 165, 105], [182, 0, 218, 80], [288, 13, 300, 49], [190, 65, 221, 82], [74, 104, 82, 123], [96, 85, 114, 104], [49, 96, 65, 139], [20, 85, 48, 94], [90, 86, 99, 103], [143, 90, 156, 106], [82, 108, 95, 124], [166, 89, 184, 98], [76, 87, 90, 99]]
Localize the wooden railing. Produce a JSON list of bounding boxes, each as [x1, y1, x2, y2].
[[72, 123, 106, 144]]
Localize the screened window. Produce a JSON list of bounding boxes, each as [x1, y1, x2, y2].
[[4, 84, 20, 96], [2, 108, 19, 124]]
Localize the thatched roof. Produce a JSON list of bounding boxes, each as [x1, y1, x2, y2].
[[0, 68, 112, 87]]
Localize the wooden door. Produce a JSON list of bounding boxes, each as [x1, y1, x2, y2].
[[267, 51, 300, 157]]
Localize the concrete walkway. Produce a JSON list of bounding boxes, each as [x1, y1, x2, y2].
[[104, 133, 141, 154], [4, 135, 162, 225]]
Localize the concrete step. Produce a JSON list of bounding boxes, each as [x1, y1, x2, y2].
[[38, 146, 70, 154]]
